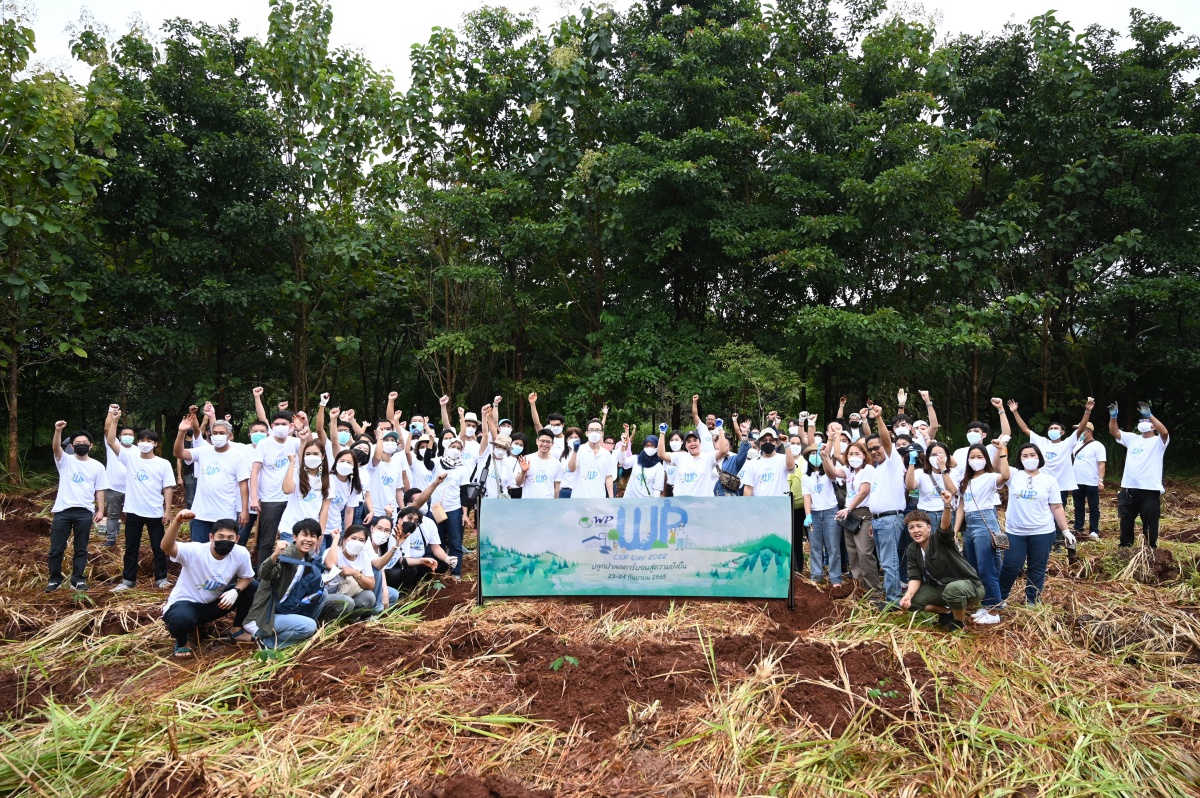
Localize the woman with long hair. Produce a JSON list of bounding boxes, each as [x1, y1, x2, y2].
[[556, 426, 582, 499], [952, 440, 1010, 624], [827, 440, 880, 596], [907, 441, 957, 528], [1000, 443, 1072, 605], [326, 448, 364, 539], [279, 441, 331, 543]]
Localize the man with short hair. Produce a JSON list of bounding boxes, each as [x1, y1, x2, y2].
[[1071, 422, 1107, 540], [106, 404, 176, 591], [161, 511, 257, 658], [899, 499, 985, 632], [103, 419, 135, 548], [864, 402, 907, 607], [567, 418, 618, 499], [739, 427, 794, 497], [46, 422, 108, 592], [1110, 401, 1169, 549], [518, 429, 563, 498], [528, 392, 566, 458], [174, 411, 250, 543], [251, 408, 301, 565]]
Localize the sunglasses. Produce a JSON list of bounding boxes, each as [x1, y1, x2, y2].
[[867, 445, 883, 452]]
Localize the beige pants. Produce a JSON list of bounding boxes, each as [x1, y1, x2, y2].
[[844, 518, 881, 594]]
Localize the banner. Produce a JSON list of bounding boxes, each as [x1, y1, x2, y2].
[[477, 495, 793, 601]]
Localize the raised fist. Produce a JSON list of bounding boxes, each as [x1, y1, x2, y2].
[[389, 391, 399, 401], [1085, 397, 1095, 411], [919, 390, 930, 404], [175, 509, 196, 523], [108, 404, 121, 417], [55, 420, 67, 430], [440, 395, 450, 406], [494, 395, 503, 406], [839, 395, 847, 405], [252, 386, 264, 397], [527, 392, 537, 404], [278, 401, 289, 411]]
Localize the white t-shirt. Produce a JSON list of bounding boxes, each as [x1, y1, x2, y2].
[[664, 459, 678, 486], [801, 470, 837, 512], [961, 472, 1006, 513], [624, 461, 666, 498], [279, 468, 327, 539], [117, 448, 176, 518], [1029, 431, 1079, 492], [742, 455, 789, 497], [325, 475, 363, 533], [431, 463, 472, 512], [460, 438, 483, 472], [570, 446, 617, 499], [697, 425, 715, 452], [188, 445, 250, 522], [52, 454, 109, 513], [867, 450, 906, 514], [326, 544, 374, 592], [1006, 471, 1062, 535], [396, 516, 443, 562], [254, 436, 300, 503], [370, 457, 408, 513], [951, 445, 1002, 507], [915, 469, 950, 512], [408, 450, 435, 492], [671, 450, 718, 496], [1117, 431, 1168, 492], [1071, 440, 1107, 487], [164, 541, 254, 613], [105, 443, 131, 493], [557, 454, 577, 490], [846, 465, 875, 508], [487, 454, 519, 497], [523, 456, 562, 499]]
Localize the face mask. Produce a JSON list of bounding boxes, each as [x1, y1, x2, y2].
[[839, 443, 848, 454], [644, 447, 657, 457], [1047, 429, 1062, 441], [587, 431, 602, 444], [788, 425, 800, 435], [1021, 458, 1040, 472], [344, 539, 365, 556], [494, 449, 508, 460], [499, 426, 512, 437], [848, 456, 864, 469], [382, 441, 398, 454], [72, 443, 91, 456], [336, 431, 350, 446], [336, 461, 354, 476], [760, 442, 776, 455], [669, 440, 683, 452], [410, 423, 421, 434], [745, 447, 761, 460], [212, 539, 235, 556], [353, 449, 369, 466], [549, 424, 563, 436], [511, 444, 523, 456], [808, 454, 821, 467], [929, 455, 941, 469], [464, 426, 477, 438], [272, 424, 291, 440], [966, 431, 983, 445], [968, 458, 986, 470], [137, 441, 155, 454], [895, 426, 910, 436], [250, 432, 267, 445], [1137, 420, 1153, 433], [789, 444, 802, 456], [445, 450, 463, 465], [304, 454, 323, 470], [120, 435, 135, 446], [371, 530, 390, 546], [210, 434, 228, 448]]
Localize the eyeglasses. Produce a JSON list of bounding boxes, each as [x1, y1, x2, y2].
[[867, 445, 883, 452]]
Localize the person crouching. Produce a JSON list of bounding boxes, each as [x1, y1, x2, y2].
[[898, 494, 985, 631]]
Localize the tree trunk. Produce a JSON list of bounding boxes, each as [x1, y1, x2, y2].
[[971, 349, 980, 422], [6, 347, 19, 483]]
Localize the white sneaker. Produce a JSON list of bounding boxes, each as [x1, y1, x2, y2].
[[974, 610, 1002, 625], [970, 608, 987, 621], [110, 581, 134, 593], [1089, 532, 1100, 541], [155, 579, 171, 589]]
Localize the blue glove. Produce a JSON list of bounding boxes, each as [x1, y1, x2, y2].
[[1108, 401, 1119, 418], [659, 422, 669, 434], [803, 514, 813, 528], [571, 439, 581, 451], [1138, 401, 1152, 418], [908, 450, 918, 465], [715, 418, 723, 428]]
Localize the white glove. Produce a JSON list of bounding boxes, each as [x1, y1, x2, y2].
[[446, 556, 460, 569], [218, 589, 238, 609], [319, 392, 330, 407], [1061, 530, 1077, 547]]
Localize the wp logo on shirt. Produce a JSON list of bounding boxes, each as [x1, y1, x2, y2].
[[204, 465, 221, 476], [71, 473, 87, 484]]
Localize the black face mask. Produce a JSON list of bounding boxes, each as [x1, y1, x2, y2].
[[353, 449, 369, 466], [212, 539, 236, 556], [759, 442, 776, 455], [72, 443, 91, 456], [896, 446, 910, 460]]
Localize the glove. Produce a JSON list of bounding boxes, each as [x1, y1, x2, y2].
[[908, 450, 918, 465], [219, 589, 238, 609], [1108, 401, 1119, 419], [1138, 401, 1152, 418], [714, 418, 723, 428], [659, 422, 669, 433], [804, 514, 813, 528], [571, 439, 581, 451], [1061, 530, 1077, 547]]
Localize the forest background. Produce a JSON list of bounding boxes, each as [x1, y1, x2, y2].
[[2, 0, 1197, 479]]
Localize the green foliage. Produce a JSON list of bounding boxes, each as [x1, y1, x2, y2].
[[550, 655, 579, 672]]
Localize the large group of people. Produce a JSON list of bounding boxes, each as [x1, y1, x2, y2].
[[44, 388, 1170, 651]]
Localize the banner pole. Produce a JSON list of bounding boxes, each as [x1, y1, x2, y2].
[[788, 492, 796, 611], [476, 499, 484, 608]]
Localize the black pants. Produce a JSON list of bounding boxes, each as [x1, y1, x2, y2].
[[1118, 488, 1161, 548], [48, 507, 92, 583], [791, 507, 806, 573], [1072, 484, 1100, 535], [123, 513, 168, 584], [254, 501, 288, 566], [385, 559, 450, 592], [162, 582, 258, 647], [238, 512, 258, 547]]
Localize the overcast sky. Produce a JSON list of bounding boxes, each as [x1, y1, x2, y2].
[[28, 0, 1200, 86]]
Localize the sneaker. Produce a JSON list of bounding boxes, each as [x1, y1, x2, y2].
[[103, 540, 117, 548], [1088, 532, 1100, 541], [974, 610, 1002, 625], [937, 612, 964, 631], [970, 608, 987, 621], [155, 579, 171, 589], [70, 580, 88, 591], [110, 581, 135, 593], [45, 581, 62, 593]]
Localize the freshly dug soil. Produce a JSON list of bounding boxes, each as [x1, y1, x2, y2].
[[117, 759, 209, 798], [434, 774, 553, 798]]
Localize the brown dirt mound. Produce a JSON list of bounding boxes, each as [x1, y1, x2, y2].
[[431, 774, 552, 798], [116, 759, 209, 798], [1166, 527, 1200, 543], [0, 493, 51, 550], [423, 574, 479, 620]]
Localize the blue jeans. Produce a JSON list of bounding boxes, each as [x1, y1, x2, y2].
[[558, 488, 572, 499], [963, 509, 1004, 607], [189, 518, 214, 543], [439, 508, 464, 576], [871, 514, 903, 603], [809, 509, 842, 584], [372, 567, 399, 612], [1000, 531, 1055, 605], [237, 512, 257, 547], [259, 593, 353, 649]]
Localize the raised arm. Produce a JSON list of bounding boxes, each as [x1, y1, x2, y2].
[[820, 446, 846, 480], [314, 398, 329, 449], [991, 438, 1010, 483], [1108, 401, 1121, 439], [655, 423, 674, 464], [871, 402, 892, 456], [1004, 399, 1030, 437], [478, 403, 492, 451], [919, 391, 940, 441], [385, 391, 398, 429], [691, 395, 703, 431], [601, 402, 609, 430], [528, 392, 543, 432], [174, 414, 197, 462], [1140, 401, 1169, 442], [104, 403, 121, 454], [253, 386, 268, 423], [1077, 397, 1095, 435], [344, 409, 365, 437], [896, 388, 908, 419], [439, 396, 453, 435], [162, 509, 193, 560], [836, 396, 846, 420], [408, 472, 448, 510], [52, 419, 66, 461]]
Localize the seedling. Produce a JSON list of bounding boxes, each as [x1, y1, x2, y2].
[[867, 679, 899, 700], [549, 655, 579, 672]]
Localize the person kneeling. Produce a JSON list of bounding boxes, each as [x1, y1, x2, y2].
[[161, 511, 258, 658], [323, 524, 378, 617], [384, 505, 456, 593], [898, 494, 987, 631], [243, 518, 355, 649]]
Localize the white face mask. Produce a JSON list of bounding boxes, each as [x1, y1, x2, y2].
[[210, 434, 228, 448], [272, 424, 290, 440], [894, 426, 910, 437], [929, 455, 941, 469], [745, 447, 761, 461], [968, 458, 986, 470], [1137, 420, 1153, 433], [669, 440, 683, 452], [587, 431, 602, 444], [643, 447, 656, 457], [336, 461, 354, 476], [371, 531, 390, 546], [344, 539, 365, 556], [499, 426, 512, 437], [788, 425, 800, 435], [966, 431, 983, 445], [137, 441, 155, 454], [304, 454, 323, 470], [848, 456, 864, 469], [549, 424, 563, 436], [464, 426, 477, 438], [494, 449, 507, 460], [1021, 458, 1040, 472], [120, 435, 135, 446], [789, 444, 802, 456], [382, 441, 398, 454], [839, 443, 848, 454], [445, 449, 462, 465]]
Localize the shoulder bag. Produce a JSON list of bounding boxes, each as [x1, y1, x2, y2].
[[971, 477, 1009, 551]]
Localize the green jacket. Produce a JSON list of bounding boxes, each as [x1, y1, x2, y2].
[[905, 527, 982, 588], [244, 543, 317, 638]]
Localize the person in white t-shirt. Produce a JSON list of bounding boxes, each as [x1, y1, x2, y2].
[[658, 424, 728, 497], [322, 524, 378, 614], [250, 408, 302, 566], [528, 392, 567, 459], [689, 394, 718, 453], [1000, 444, 1071, 605], [369, 430, 409, 521], [1110, 400, 1170, 549], [326, 449, 365, 537], [518, 429, 563, 498], [1070, 422, 1107, 540], [952, 441, 1011, 623], [383, 505, 456, 591], [105, 407, 177, 591], [406, 433, 437, 493], [486, 435, 520, 498], [431, 407, 491, 576], [737, 427, 791, 497], [46, 421, 108, 592], [567, 418, 618, 499], [174, 413, 249, 543], [1007, 397, 1096, 504], [102, 415, 136, 548], [620, 430, 667, 498], [279, 442, 332, 542], [161, 511, 257, 657], [827, 440, 880, 594], [801, 444, 841, 585]]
